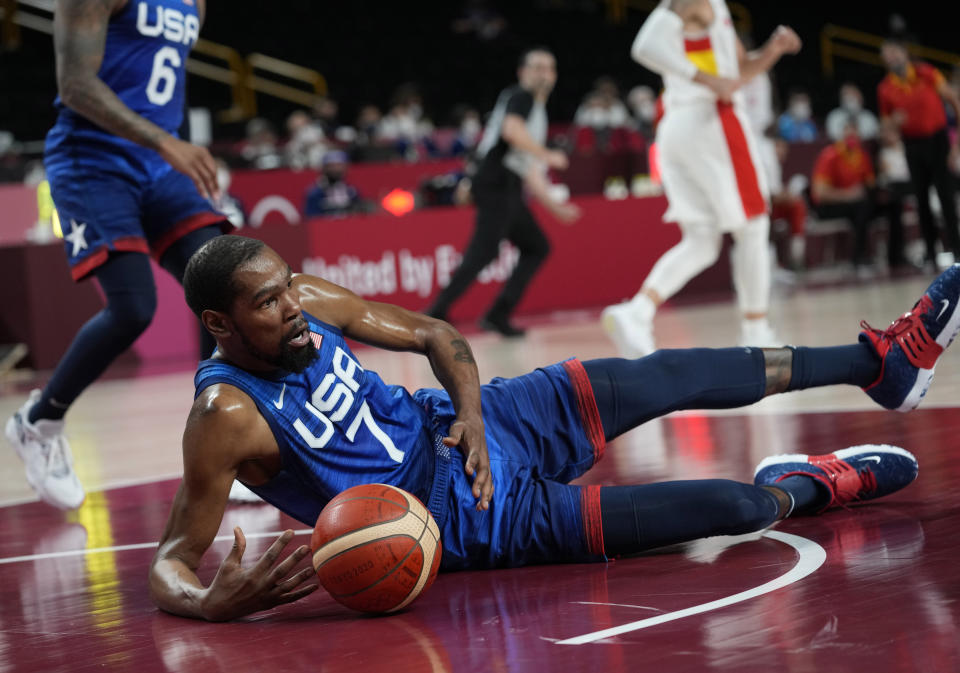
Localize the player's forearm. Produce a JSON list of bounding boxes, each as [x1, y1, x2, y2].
[[423, 324, 483, 420], [149, 555, 211, 620], [501, 117, 552, 163], [739, 43, 783, 83], [58, 75, 173, 150]]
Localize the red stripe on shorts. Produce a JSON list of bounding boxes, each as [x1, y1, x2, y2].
[[562, 358, 606, 464], [580, 485, 605, 556], [716, 101, 767, 219], [70, 237, 150, 281], [150, 211, 231, 262]]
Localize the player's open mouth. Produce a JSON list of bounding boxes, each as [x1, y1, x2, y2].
[[287, 328, 310, 347]]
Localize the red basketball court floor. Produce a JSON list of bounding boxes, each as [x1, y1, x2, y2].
[[1, 276, 958, 673]]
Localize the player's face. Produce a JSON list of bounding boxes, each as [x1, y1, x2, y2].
[[520, 52, 557, 96], [228, 251, 317, 373]]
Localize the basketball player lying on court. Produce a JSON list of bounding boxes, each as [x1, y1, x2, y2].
[[149, 235, 960, 621]]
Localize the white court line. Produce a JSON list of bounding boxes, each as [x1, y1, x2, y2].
[[555, 530, 826, 645], [0, 529, 313, 566]]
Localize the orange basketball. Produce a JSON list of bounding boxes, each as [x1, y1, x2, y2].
[[311, 483, 442, 614]]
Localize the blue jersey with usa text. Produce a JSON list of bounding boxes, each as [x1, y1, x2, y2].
[[45, 0, 200, 174], [193, 312, 440, 527]]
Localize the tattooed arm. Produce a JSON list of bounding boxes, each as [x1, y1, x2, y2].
[[53, 0, 219, 197], [294, 275, 492, 510]]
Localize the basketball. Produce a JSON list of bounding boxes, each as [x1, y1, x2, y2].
[[310, 483, 442, 614]]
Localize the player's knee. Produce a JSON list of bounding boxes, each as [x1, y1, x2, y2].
[[682, 229, 722, 268], [710, 480, 778, 534], [107, 291, 158, 337]]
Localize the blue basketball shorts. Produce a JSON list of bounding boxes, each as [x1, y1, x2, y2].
[[44, 145, 228, 280], [414, 359, 607, 571]]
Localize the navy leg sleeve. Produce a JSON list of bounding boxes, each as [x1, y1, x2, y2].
[[583, 348, 767, 441], [30, 252, 157, 422], [600, 480, 780, 556]]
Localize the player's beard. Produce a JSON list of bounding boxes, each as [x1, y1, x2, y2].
[[238, 324, 318, 374]]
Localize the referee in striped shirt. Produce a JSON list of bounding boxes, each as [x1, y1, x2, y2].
[[426, 47, 581, 336]]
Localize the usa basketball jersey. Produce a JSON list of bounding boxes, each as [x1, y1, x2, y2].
[[45, 0, 200, 174], [193, 312, 444, 527]]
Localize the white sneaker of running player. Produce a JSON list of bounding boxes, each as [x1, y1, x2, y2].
[[228, 480, 263, 503], [601, 302, 656, 358], [5, 390, 85, 510], [739, 318, 781, 348]]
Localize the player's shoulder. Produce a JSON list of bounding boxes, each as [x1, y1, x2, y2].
[[189, 383, 263, 438], [504, 84, 534, 105]]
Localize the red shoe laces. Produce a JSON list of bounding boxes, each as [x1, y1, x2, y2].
[[810, 455, 876, 505], [860, 295, 942, 369]]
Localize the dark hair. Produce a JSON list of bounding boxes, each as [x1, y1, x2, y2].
[[518, 46, 553, 68], [183, 234, 267, 318]]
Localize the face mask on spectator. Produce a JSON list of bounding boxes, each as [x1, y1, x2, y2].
[[789, 100, 811, 121], [841, 95, 861, 113], [637, 101, 657, 123]]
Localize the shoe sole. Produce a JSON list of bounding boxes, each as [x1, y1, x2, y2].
[[754, 444, 917, 478], [898, 275, 960, 412]]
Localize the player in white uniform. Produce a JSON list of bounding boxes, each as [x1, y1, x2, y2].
[[603, 0, 801, 356]]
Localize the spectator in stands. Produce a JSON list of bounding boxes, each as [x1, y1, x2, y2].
[[379, 84, 435, 160], [285, 110, 327, 170], [627, 85, 658, 138], [777, 90, 818, 142], [241, 118, 283, 170], [303, 150, 364, 217], [810, 118, 882, 274], [876, 120, 912, 271], [878, 35, 960, 266], [355, 105, 383, 146], [450, 105, 483, 156], [311, 97, 341, 139], [825, 83, 880, 142], [574, 76, 631, 130]]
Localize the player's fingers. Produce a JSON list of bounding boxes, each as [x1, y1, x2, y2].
[[442, 425, 463, 447], [276, 582, 319, 605], [226, 527, 246, 565], [464, 449, 478, 478], [274, 565, 317, 594], [254, 529, 295, 573], [271, 544, 311, 581], [190, 172, 211, 200]]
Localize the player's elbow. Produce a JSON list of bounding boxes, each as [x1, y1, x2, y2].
[[57, 73, 91, 110]]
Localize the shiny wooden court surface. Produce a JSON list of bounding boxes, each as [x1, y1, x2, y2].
[[1, 274, 959, 673]]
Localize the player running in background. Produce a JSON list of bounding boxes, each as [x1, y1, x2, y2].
[[603, 0, 801, 357], [147, 235, 957, 621], [5, 0, 230, 510]]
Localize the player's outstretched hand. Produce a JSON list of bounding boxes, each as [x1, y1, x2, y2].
[[551, 201, 582, 224], [443, 415, 494, 511], [770, 25, 802, 55], [201, 528, 318, 622], [544, 149, 570, 171], [158, 135, 221, 201]]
